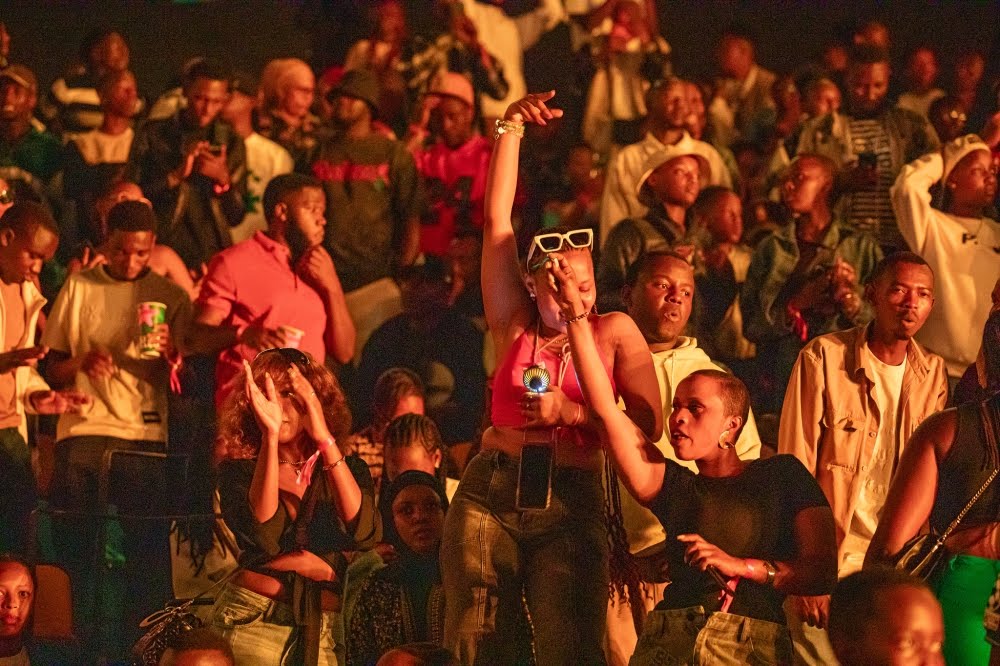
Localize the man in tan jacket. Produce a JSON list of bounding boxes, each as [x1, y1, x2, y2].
[[778, 251, 948, 664]]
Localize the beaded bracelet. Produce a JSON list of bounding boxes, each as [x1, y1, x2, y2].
[[494, 118, 525, 140], [565, 311, 590, 324]]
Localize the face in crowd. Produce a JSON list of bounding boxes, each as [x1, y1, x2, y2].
[[650, 80, 689, 131], [99, 70, 139, 119], [0, 559, 34, 644], [280, 67, 316, 121], [646, 156, 702, 210], [668, 373, 743, 461], [392, 484, 445, 555], [946, 149, 997, 212], [853, 584, 944, 666], [524, 244, 596, 331], [624, 253, 694, 349], [847, 60, 891, 116], [0, 78, 34, 126], [705, 190, 743, 246], [867, 261, 935, 342], [0, 218, 58, 286], [782, 156, 833, 215], [185, 76, 230, 129], [432, 96, 474, 150], [276, 185, 327, 259]]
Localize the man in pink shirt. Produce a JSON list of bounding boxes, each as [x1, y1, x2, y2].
[[195, 173, 355, 407], [406, 71, 491, 258]]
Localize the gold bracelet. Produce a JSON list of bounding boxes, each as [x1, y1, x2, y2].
[[323, 456, 347, 472], [494, 119, 525, 140]]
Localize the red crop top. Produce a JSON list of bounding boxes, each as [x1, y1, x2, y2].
[[490, 316, 616, 447]]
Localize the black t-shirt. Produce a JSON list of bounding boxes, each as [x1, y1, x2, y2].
[[649, 454, 829, 624]]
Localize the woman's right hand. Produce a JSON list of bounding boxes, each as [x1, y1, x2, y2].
[[504, 90, 564, 126], [244, 360, 282, 438]]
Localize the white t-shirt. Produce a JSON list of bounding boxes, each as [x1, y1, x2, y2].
[[842, 344, 906, 574], [229, 132, 293, 244], [42, 266, 192, 443]]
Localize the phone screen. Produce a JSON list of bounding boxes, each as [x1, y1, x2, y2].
[[516, 445, 553, 511]]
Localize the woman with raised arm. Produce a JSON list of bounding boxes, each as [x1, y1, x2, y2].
[[212, 348, 380, 666], [866, 310, 1000, 666], [440, 91, 662, 665], [546, 254, 837, 665]]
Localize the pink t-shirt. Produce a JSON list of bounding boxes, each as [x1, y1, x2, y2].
[[198, 231, 328, 407], [415, 135, 491, 257]]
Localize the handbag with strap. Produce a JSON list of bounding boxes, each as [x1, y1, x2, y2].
[[893, 398, 1000, 580], [129, 564, 242, 666]]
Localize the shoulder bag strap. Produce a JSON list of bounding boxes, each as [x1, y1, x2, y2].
[[939, 399, 1000, 540]]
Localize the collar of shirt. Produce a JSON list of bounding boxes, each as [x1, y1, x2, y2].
[[847, 322, 932, 384], [252, 230, 292, 262]]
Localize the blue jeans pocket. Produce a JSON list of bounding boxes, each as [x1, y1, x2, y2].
[[211, 586, 270, 629]]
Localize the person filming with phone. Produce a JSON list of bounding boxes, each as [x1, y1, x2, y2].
[[439, 90, 661, 665]]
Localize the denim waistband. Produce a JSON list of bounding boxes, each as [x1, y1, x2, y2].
[[486, 448, 603, 480], [645, 606, 787, 642]]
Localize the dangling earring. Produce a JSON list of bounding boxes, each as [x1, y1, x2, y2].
[[718, 429, 732, 449], [529, 291, 536, 301]]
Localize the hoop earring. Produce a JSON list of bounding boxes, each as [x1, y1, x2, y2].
[[718, 429, 732, 450]]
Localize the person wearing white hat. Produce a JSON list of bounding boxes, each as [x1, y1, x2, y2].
[[891, 133, 1000, 384], [599, 77, 733, 244], [596, 141, 707, 312]]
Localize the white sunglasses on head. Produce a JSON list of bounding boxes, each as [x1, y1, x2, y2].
[[525, 229, 594, 271]]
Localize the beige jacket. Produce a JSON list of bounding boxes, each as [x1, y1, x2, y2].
[[0, 280, 52, 441], [778, 324, 948, 568]]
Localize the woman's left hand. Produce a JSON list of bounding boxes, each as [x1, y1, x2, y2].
[[287, 364, 331, 442], [545, 252, 586, 323], [676, 533, 746, 578], [522, 384, 580, 427]]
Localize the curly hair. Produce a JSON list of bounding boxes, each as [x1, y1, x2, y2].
[[218, 349, 352, 460]]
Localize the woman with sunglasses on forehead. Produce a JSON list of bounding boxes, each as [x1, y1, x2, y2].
[[212, 348, 380, 666], [440, 91, 662, 665]]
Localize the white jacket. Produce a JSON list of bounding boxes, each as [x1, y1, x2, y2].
[[891, 152, 1000, 377]]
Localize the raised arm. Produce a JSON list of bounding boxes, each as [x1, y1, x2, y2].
[[866, 410, 954, 568], [483, 92, 562, 343], [890, 152, 942, 256], [548, 254, 666, 504]]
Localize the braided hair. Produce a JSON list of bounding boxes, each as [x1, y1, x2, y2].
[[383, 413, 449, 488]]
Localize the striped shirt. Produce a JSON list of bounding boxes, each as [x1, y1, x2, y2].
[[848, 118, 900, 248]]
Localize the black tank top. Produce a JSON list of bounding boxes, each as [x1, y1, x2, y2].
[[930, 394, 1000, 533]]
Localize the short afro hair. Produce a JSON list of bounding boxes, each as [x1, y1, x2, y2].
[[262, 172, 323, 222]]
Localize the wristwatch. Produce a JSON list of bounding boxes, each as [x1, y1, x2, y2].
[[762, 560, 777, 586]]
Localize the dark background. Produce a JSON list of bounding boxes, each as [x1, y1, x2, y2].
[[4, 1, 999, 99]]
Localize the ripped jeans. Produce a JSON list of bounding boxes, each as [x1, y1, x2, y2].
[[441, 449, 609, 665], [209, 582, 341, 666]]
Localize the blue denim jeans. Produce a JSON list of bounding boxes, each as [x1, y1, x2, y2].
[[630, 607, 793, 666], [210, 582, 341, 666], [441, 449, 609, 665]]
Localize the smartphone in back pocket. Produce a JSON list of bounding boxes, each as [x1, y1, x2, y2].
[[516, 445, 554, 511]]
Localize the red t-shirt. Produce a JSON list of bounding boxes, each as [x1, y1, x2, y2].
[[197, 232, 328, 407], [415, 135, 492, 257]]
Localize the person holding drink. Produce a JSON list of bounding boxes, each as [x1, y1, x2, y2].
[[440, 90, 662, 665], [41, 198, 194, 657], [195, 173, 355, 409]]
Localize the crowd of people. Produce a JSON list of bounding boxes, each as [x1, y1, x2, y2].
[[0, 1, 998, 665]]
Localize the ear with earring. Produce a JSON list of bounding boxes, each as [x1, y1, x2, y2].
[[529, 291, 536, 301], [718, 429, 733, 450]]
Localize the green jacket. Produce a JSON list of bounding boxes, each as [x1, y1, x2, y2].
[[742, 219, 883, 346]]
